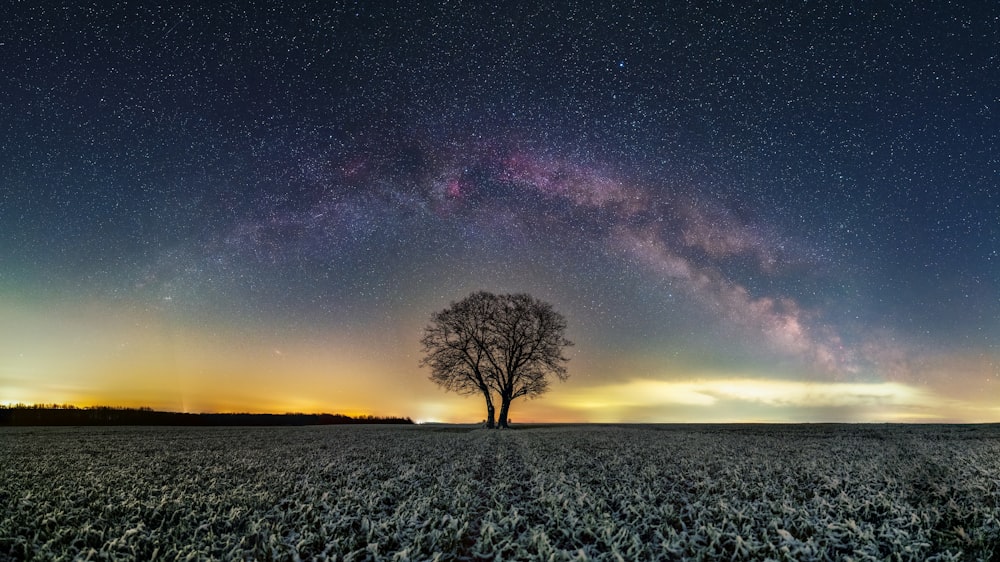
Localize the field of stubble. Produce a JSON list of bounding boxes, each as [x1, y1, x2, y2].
[[2, 424, 999, 561]]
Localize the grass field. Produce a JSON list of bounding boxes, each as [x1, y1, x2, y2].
[[2, 424, 999, 560]]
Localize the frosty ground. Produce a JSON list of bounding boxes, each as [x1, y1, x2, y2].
[[2, 424, 998, 560]]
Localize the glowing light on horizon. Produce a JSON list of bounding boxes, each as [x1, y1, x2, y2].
[[556, 378, 934, 409], [548, 377, 992, 423]]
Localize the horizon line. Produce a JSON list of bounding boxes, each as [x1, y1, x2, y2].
[[0, 403, 993, 425]]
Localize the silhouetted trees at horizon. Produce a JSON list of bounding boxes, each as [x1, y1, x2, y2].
[[0, 405, 413, 426]]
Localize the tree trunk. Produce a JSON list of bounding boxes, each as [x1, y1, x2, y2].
[[485, 403, 496, 429], [497, 396, 511, 429], [483, 389, 496, 429]]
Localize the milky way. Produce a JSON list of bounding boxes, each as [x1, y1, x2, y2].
[[1, 2, 997, 420]]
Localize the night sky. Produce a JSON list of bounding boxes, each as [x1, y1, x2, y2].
[[2, 2, 998, 422]]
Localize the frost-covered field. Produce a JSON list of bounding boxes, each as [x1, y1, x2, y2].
[[2, 424, 999, 561]]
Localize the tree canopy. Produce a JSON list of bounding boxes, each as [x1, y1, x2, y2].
[[420, 291, 572, 428]]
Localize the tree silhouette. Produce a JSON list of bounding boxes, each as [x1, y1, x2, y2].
[[420, 291, 572, 428]]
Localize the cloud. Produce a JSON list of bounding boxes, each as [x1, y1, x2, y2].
[[556, 378, 936, 411]]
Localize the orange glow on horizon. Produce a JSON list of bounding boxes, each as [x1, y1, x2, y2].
[[2, 296, 998, 424]]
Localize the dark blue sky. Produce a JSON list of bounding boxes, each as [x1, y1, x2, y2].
[[1, 2, 997, 420]]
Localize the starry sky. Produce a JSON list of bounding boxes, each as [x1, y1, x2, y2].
[[2, 2, 998, 422]]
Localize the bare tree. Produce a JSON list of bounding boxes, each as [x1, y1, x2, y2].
[[420, 292, 501, 427], [485, 293, 572, 428], [420, 291, 572, 428]]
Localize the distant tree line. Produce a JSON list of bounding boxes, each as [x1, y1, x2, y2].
[[0, 405, 413, 426]]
